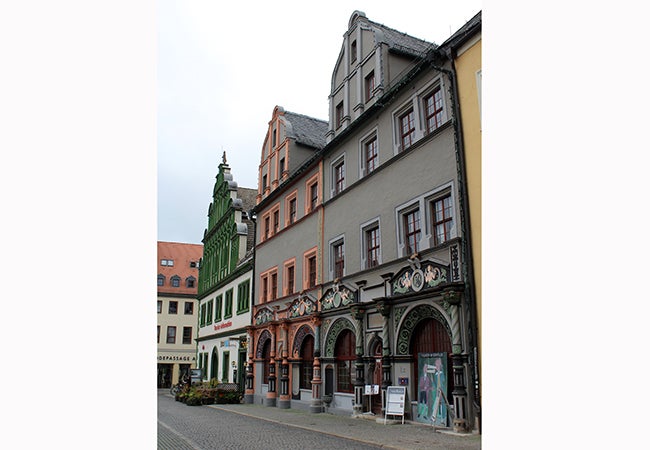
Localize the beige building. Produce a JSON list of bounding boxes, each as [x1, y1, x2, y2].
[[157, 241, 203, 388]]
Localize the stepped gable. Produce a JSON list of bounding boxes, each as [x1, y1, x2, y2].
[[237, 187, 258, 253], [282, 111, 328, 150]]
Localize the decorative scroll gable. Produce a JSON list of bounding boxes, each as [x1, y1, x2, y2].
[[254, 307, 274, 326], [320, 282, 357, 311], [288, 294, 318, 318], [391, 259, 449, 295]]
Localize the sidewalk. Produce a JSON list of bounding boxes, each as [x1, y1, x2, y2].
[[205, 400, 481, 450]]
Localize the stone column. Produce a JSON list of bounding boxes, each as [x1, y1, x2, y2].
[[376, 299, 392, 416], [351, 305, 365, 416], [244, 327, 255, 404], [278, 321, 291, 409], [265, 324, 277, 407], [443, 289, 468, 432], [310, 314, 324, 413]]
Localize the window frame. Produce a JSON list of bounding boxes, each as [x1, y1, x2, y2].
[[182, 326, 192, 345], [365, 70, 375, 102], [224, 289, 234, 318], [360, 218, 381, 270], [170, 275, 180, 288], [359, 129, 379, 177], [157, 274, 165, 286], [329, 235, 345, 280], [168, 301, 178, 315], [157, 300, 162, 314], [215, 294, 223, 321], [398, 108, 416, 152], [422, 85, 444, 135], [330, 154, 346, 197], [184, 301, 193, 315], [430, 192, 454, 246], [284, 258, 296, 296], [335, 101, 344, 129], [304, 173, 320, 214], [166, 326, 176, 344], [285, 190, 298, 226], [303, 247, 318, 290], [236, 279, 251, 314]]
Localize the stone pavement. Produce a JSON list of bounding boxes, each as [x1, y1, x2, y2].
[[204, 400, 481, 450]]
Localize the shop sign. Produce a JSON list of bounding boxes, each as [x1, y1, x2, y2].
[[214, 320, 233, 331], [157, 355, 196, 362]]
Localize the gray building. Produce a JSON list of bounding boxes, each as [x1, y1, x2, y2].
[[245, 11, 480, 433]]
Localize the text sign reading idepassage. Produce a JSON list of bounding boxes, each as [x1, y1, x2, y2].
[[386, 386, 406, 415]]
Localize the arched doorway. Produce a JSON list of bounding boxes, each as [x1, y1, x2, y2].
[[261, 339, 272, 384], [299, 334, 314, 390], [335, 329, 355, 393], [410, 317, 453, 425], [210, 347, 218, 381]]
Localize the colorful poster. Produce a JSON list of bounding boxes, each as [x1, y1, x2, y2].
[[416, 352, 447, 426]]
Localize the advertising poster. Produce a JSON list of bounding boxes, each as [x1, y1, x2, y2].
[[416, 352, 447, 426]]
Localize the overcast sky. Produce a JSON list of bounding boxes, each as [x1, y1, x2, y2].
[[157, 0, 483, 245]]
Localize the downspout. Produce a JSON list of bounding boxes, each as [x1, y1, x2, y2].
[[429, 52, 481, 431]]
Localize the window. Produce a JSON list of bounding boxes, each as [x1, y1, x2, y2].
[[237, 280, 250, 314], [350, 40, 357, 63], [215, 295, 223, 321], [273, 210, 279, 234], [264, 216, 270, 240], [399, 109, 416, 151], [186, 277, 195, 288], [310, 183, 318, 211], [224, 289, 233, 318], [333, 158, 345, 195], [272, 129, 277, 147], [157, 325, 160, 343], [336, 102, 344, 128], [361, 220, 381, 269], [423, 86, 444, 134], [403, 208, 421, 255], [365, 71, 375, 101], [160, 259, 174, 266], [262, 275, 268, 303], [303, 248, 318, 290], [285, 191, 298, 226], [308, 256, 317, 288], [171, 276, 180, 288], [184, 302, 193, 315], [182, 327, 192, 345], [305, 174, 320, 214], [365, 137, 378, 174], [333, 240, 345, 279], [168, 301, 178, 314], [279, 157, 285, 175], [262, 174, 268, 190], [285, 263, 295, 295], [432, 194, 453, 245], [157, 300, 162, 314], [270, 272, 278, 301], [289, 198, 297, 224], [189, 261, 197, 268], [166, 326, 176, 344], [157, 274, 164, 286], [200, 304, 206, 326], [206, 299, 213, 324]]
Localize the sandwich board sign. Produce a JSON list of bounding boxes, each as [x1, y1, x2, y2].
[[384, 386, 407, 424]]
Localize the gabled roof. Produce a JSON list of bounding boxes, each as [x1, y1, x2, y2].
[[282, 111, 328, 150], [369, 19, 435, 57], [438, 10, 481, 51]]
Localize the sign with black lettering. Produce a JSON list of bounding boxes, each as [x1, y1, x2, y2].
[[385, 386, 407, 424]]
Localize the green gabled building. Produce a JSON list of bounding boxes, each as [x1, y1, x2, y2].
[[196, 153, 257, 386]]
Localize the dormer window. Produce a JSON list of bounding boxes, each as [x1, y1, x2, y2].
[[171, 275, 181, 288], [157, 274, 165, 286]]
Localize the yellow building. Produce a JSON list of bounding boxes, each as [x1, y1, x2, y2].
[[443, 10, 482, 429]]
